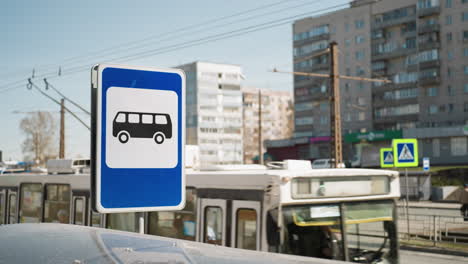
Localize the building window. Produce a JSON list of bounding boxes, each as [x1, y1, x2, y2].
[[464, 48, 468, 56], [448, 51, 454, 60], [451, 137, 467, 156], [355, 50, 365, 60], [320, 116, 329, 124], [446, 15, 452, 25], [465, 84, 468, 93], [427, 87, 438, 96], [447, 32, 453, 41], [448, 67, 453, 77], [465, 66, 468, 75], [345, 23, 350, 32], [418, 0, 440, 9], [433, 138, 440, 157], [448, 85, 454, 96], [448, 103, 454, 113], [446, 0, 452, 7], [355, 35, 365, 44], [429, 104, 438, 114], [358, 112, 366, 121], [345, 39, 351, 47], [464, 30, 468, 40], [464, 102, 468, 112], [355, 19, 365, 29], [463, 12, 468, 22]]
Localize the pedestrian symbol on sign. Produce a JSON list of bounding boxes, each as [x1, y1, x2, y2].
[[398, 144, 414, 161], [384, 152, 393, 163]]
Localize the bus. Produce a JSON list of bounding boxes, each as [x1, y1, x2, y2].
[[0, 160, 400, 264], [113, 111, 172, 144]]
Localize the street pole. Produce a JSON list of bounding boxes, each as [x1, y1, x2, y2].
[[59, 98, 65, 159], [258, 89, 264, 165], [329, 42, 342, 168], [405, 168, 410, 240]]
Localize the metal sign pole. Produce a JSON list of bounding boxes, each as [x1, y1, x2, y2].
[[405, 168, 410, 240]]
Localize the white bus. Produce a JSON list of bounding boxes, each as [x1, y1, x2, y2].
[[0, 160, 400, 264]]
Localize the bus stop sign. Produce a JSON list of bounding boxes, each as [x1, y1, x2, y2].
[[91, 64, 185, 213]]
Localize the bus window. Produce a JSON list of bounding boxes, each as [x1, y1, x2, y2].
[[282, 204, 344, 260], [44, 184, 70, 223], [236, 209, 257, 250], [204, 207, 223, 245], [106, 213, 137, 232], [155, 115, 168, 124], [19, 183, 43, 223], [73, 197, 85, 225], [91, 211, 101, 227], [148, 189, 197, 241], [0, 192, 4, 224], [8, 193, 17, 224], [128, 114, 140, 123], [115, 112, 126, 123], [344, 201, 397, 264], [142, 114, 153, 124]]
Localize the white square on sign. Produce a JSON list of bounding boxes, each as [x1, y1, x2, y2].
[[105, 86, 178, 168]]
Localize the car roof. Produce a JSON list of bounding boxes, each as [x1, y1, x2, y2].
[[0, 224, 346, 264]]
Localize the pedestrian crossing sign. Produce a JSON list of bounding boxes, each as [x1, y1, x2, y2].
[[392, 138, 418, 167], [380, 148, 394, 168]]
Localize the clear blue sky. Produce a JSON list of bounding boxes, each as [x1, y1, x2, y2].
[[1, 0, 348, 161]]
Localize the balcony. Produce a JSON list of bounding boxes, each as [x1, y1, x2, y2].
[[294, 33, 330, 46], [419, 59, 440, 70], [418, 6, 441, 17], [418, 41, 440, 51], [374, 114, 419, 123], [372, 48, 416, 61], [419, 75, 441, 86], [372, 15, 416, 29], [373, 97, 417, 108], [372, 82, 417, 93], [418, 24, 440, 34]]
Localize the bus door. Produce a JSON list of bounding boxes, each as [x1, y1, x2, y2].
[[231, 200, 261, 251], [6, 188, 18, 224], [200, 198, 227, 246], [0, 189, 5, 224]]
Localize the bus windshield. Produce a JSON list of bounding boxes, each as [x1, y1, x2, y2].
[[281, 200, 397, 264]]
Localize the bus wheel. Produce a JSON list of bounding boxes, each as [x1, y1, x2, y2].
[[154, 133, 165, 144], [118, 131, 130, 143]]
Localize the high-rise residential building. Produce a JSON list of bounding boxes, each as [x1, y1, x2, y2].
[[269, 0, 468, 166], [242, 87, 294, 164], [177, 61, 244, 165]]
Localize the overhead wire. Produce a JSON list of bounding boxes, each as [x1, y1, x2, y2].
[[47, 2, 349, 79], [1, 1, 349, 92], [0, 0, 303, 80]]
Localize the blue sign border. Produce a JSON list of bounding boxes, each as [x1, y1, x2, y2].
[[92, 64, 185, 213]]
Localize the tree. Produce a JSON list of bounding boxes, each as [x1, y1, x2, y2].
[[20, 111, 57, 164]]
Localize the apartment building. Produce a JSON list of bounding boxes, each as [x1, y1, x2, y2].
[[242, 87, 293, 164], [269, 0, 468, 165], [176, 61, 244, 165]]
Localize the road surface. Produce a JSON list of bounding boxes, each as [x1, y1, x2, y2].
[[400, 249, 467, 264]]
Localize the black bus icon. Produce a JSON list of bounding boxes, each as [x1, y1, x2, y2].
[[113, 111, 172, 144]]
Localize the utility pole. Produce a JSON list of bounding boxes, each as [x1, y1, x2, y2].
[[258, 89, 264, 165], [329, 42, 342, 168], [272, 43, 390, 168], [59, 99, 65, 159]]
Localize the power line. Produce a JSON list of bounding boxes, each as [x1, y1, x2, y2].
[[43, 78, 90, 115], [27, 79, 90, 130], [2, 1, 348, 92], [49, 2, 349, 78], [0, 0, 302, 80]]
